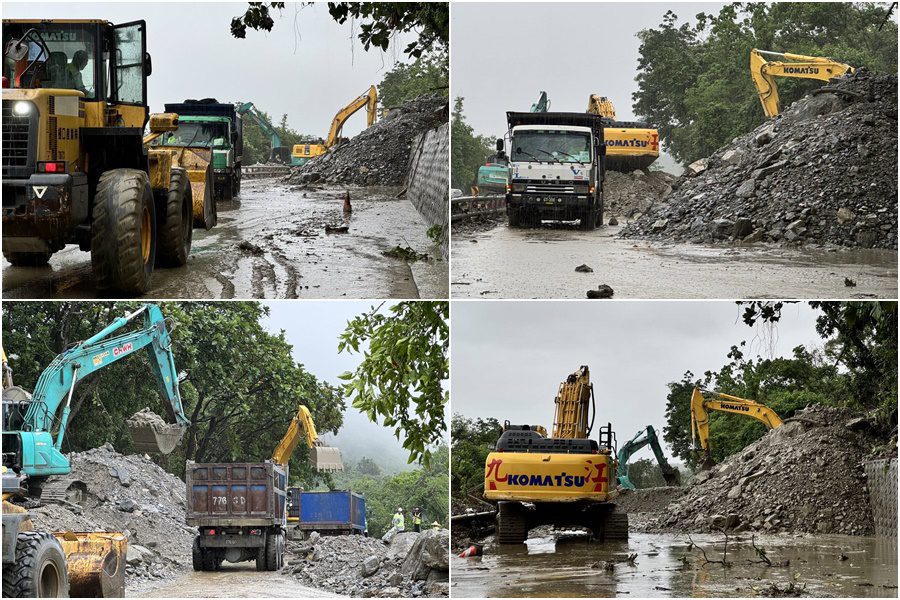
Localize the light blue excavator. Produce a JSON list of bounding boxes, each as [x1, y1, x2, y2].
[[616, 425, 680, 490], [2, 303, 190, 497]]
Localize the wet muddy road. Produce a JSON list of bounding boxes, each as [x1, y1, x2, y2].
[[452, 531, 898, 598], [451, 222, 897, 299], [3, 180, 447, 299], [131, 563, 338, 598]]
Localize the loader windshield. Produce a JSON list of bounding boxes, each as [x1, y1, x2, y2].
[[511, 130, 591, 164], [3, 23, 100, 98]]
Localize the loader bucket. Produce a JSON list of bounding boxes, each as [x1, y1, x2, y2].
[[55, 531, 126, 598], [310, 445, 344, 472], [126, 408, 186, 454]]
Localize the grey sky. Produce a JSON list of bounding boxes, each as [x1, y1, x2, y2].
[[262, 301, 447, 472], [451, 301, 823, 461], [451, 2, 726, 172], [4, 2, 415, 136]]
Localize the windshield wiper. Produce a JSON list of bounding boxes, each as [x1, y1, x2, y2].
[[535, 149, 561, 163], [552, 149, 580, 161], [515, 149, 543, 163]]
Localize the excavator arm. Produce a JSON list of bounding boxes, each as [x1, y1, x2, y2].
[[750, 49, 855, 117], [586, 94, 615, 118], [551, 365, 593, 439], [530, 91, 550, 113], [236, 102, 291, 162], [271, 405, 343, 472], [616, 425, 679, 489], [690, 387, 783, 468], [324, 85, 378, 148]]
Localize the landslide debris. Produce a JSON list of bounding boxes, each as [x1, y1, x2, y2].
[[642, 405, 883, 535], [604, 169, 676, 219], [28, 443, 194, 587], [283, 529, 449, 598], [289, 94, 447, 186], [621, 71, 898, 249]]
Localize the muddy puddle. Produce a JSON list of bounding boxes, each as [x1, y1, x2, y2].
[[132, 563, 337, 598], [451, 532, 898, 597], [451, 222, 898, 299], [3, 180, 447, 299]]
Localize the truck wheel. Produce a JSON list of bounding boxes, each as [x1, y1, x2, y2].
[[508, 206, 521, 228], [496, 502, 528, 544], [91, 169, 156, 294], [265, 533, 283, 571], [2, 531, 70, 597], [157, 167, 192, 267], [580, 207, 598, 230], [199, 548, 219, 572], [3, 250, 53, 267], [233, 168, 241, 197]]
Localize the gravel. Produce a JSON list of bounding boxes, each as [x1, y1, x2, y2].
[[288, 94, 448, 186], [621, 70, 898, 249]]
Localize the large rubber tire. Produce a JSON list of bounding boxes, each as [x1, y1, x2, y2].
[[265, 533, 283, 571], [496, 502, 528, 544], [233, 167, 241, 197], [156, 167, 192, 267], [191, 537, 203, 571], [91, 169, 156, 294], [580, 207, 598, 230], [2, 531, 70, 598], [508, 206, 522, 228], [2, 250, 53, 267]]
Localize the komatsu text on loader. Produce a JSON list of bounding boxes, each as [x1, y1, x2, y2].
[[483, 366, 627, 543], [2, 304, 190, 597]]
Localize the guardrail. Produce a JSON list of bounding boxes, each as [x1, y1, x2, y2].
[[451, 195, 506, 222], [242, 165, 292, 180]]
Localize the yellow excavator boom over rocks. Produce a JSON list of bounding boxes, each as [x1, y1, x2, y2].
[[271, 405, 344, 472], [750, 48, 856, 117], [587, 94, 660, 172]]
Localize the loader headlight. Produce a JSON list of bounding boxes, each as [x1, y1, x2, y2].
[[13, 101, 32, 116]]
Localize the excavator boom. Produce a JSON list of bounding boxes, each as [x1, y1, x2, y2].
[[271, 405, 343, 472], [586, 95, 659, 171], [292, 86, 377, 163], [552, 365, 593, 438], [750, 48, 855, 117], [616, 425, 679, 489]]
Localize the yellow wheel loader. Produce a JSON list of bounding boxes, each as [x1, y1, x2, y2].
[[749, 49, 856, 118], [291, 86, 378, 164], [484, 366, 627, 544], [690, 387, 783, 469], [586, 95, 659, 172], [1, 20, 215, 293]]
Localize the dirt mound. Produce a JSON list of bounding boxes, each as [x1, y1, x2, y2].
[[615, 486, 685, 514], [621, 70, 898, 249], [604, 169, 676, 219], [288, 94, 448, 186], [283, 529, 449, 597], [29, 443, 194, 585], [643, 405, 882, 535]]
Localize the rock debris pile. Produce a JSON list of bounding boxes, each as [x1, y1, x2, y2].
[[283, 529, 449, 597], [604, 169, 676, 219], [622, 71, 897, 249], [643, 405, 882, 535], [29, 443, 194, 584], [289, 94, 448, 186]]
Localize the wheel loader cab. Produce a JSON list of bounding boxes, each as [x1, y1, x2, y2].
[[0, 19, 190, 294]]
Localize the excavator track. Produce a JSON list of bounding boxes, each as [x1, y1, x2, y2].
[[38, 477, 81, 504], [601, 506, 629, 541], [496, 501, 528, 544]]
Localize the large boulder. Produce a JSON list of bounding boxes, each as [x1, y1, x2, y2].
[[401, 529, 449, 581], [386, 531, 420, 560]]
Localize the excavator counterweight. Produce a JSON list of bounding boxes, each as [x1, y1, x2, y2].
[[586, 94, 660, 172]]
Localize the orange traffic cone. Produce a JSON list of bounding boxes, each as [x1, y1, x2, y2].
[[458, 544, 483, 558]]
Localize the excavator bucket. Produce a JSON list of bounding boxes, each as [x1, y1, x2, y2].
[[126, 408, 186, 455], [310, 445, 344, 472], [55, 531, 127, 598]]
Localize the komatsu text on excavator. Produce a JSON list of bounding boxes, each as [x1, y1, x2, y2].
[[586, 95, 660, 172], [484, 366, 627, 543]]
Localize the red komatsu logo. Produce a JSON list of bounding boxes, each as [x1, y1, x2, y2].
[[113, 342, 134, 357], [485, 458, 508, 490]]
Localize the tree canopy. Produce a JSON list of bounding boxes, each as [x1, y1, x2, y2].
[[378, 49, 448, 108], [633, 3, 898, 165], [450, 414, 502, 501], [242, 109, 312, 165], [450, 97, 494, 190]]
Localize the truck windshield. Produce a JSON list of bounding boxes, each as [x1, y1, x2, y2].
[[511, 130, 591, 164], [3, 23, 99, 99], [151, 122, 227, 148]]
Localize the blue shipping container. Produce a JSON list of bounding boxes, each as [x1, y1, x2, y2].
[[295, 490, 366, 533]]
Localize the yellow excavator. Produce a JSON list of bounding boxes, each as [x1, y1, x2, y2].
[[749, 48, 856, 117], [484, 366, 627, 544], [586, 95, 659, 172], [271, 404, 343, 473], [690, 387, 783, 469], [291, 86, 378, 164]]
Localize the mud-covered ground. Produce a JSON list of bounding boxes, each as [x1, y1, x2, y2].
[[132, 563, 337, 598], [450, 221, 897, 299], [451, 530, 898, 598], [3, 179, 447, 299]]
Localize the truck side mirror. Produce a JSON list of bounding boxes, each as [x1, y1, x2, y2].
[[144, 52, 152, 76], [213, 137, 226, 148], [496, 138, 504, 152]]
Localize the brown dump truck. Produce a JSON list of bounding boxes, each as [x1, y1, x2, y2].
[[185, 461, 287, 571]]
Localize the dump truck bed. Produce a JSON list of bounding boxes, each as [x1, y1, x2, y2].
[[287, 489, 366, 532], [185, 461, 287, 527]]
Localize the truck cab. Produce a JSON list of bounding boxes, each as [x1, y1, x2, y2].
[[501, 112, 606, 229]]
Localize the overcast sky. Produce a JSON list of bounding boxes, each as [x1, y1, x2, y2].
[[451, 2, 726, 172], [451, 301, 823, 462], [262, 301, 447, 472], [4, 2, 415, 136]]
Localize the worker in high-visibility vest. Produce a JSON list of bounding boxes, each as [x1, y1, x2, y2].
[[412, 507, 423, 532], [392, 507, 405, 532]]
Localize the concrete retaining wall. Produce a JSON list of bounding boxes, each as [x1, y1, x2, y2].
[[407, 122, 449, 259], [865, 458, 897, 538]]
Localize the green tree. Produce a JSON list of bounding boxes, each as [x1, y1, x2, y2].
[[626, 458, 668, 489], [378, 49, 449, 108], [450, 414, 502, 501], [451, 97, 494, 190], [633, 3, 898, 164], [231, 2, 449, 59], [338, 301, 449, 466], [242, 109, 311, 165], [355, 456, 382, 477]]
